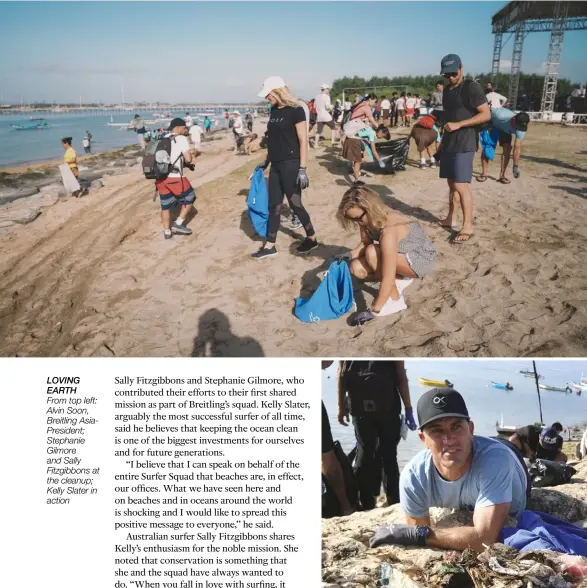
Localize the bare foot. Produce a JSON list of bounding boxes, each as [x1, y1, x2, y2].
[[453, 225, 474, 244]]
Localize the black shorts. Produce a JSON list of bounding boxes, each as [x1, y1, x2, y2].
[[322, 402, 334, 453], [498, 131, 513, 146], [317, 120, 335, 133], [268, 159, 299, 200]]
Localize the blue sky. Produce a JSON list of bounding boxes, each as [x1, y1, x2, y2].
[[1, 1, 586, 104]]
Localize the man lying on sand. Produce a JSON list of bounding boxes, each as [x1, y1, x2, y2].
[[370, 389, 528, 552], [336, 185, 436, 324]]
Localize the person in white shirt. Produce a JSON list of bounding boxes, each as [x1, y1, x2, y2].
[[189, 122, 203, 153], [396, 93, 406, 127], [405, 93, 417, 126], [485, 83, 507, 109], [185, 112, 193, 128], [314, 84, 337, 148], [232, 111, 244, 152], [380, 96, 391, 126]]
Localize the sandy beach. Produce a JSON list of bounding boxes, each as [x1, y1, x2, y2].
[[0, 122, 585, 357]]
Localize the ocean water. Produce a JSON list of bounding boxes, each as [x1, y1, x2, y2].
[[0, 111, 226, 168], [322, 359, 587, 469]]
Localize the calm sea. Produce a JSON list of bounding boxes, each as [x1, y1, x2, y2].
[[322, 359, 587, 468], [0, 111, 226, 168]]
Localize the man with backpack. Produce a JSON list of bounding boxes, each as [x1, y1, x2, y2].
[[152, 117, 196, 240], [434, 54, 490, 244]]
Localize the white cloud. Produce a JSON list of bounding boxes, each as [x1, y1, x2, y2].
[[499, 59, 512, 70]]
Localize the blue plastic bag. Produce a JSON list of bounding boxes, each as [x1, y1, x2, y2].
[[247, 168, 268, 238], [480, 127, 499, 161], [294, 261, 354, 323]]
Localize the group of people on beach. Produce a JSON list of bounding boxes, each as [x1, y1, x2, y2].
[[139, 52, 531, 326], [322, 361, 571, 552]]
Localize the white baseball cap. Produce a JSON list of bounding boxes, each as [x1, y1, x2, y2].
[[258, 76, 286, 98], [321, 83, 330, 90], [233, 110, 240, 115]]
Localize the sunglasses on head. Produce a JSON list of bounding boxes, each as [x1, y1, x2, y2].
[[346, 210, 367, 223]]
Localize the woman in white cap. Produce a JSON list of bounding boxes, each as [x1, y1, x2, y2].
[[252, 76, 318, 259], [232, 110, 244, 151]]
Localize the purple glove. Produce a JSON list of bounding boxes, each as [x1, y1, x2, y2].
[[405, 408, 417, 431]]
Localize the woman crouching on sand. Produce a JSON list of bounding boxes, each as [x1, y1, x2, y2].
[[337, 185, 436, 325], [62, 136, 81, 197]]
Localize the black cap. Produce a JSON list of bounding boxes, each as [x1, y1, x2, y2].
[[168, 117, 186, 131], [515, 112, 530, 132], [417, 388, 470, 430], [440, 54, 462, 74]]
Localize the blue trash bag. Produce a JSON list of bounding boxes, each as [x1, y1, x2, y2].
[[294, 260, 354, 323], [480, 127, 499, 161], [247, 168, 269, 238]]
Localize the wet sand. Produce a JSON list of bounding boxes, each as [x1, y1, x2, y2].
[[0, 122, 585, 357]]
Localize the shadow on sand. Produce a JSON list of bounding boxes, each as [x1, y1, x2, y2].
[[192, 308, 264, 357]]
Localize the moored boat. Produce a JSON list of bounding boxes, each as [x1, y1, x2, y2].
[[538, 383, 571, 393], [418, 378, 454, 388]]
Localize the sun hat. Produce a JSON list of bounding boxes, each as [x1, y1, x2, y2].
[[258, 76, 286, 98], [417, 388, 470, 430], [321, 83, 330, 90]]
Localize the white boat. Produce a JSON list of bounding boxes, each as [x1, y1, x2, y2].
[[495, 413, 518, 435], [569, 373, 587, 395], [538, 383, 571, 393]]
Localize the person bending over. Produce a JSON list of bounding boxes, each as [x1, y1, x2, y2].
[[370, 388, 528, 552], [478, 108, 529, 184], [337, 185, 436, 325], [508, 422, 567, 463]]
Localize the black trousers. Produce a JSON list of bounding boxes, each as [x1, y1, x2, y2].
[[392, 107, 399, 126], [267, 159, 315, 244], [352, 410, 401, 509]]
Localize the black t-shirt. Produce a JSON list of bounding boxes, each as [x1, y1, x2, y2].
[[441, 79, 486, 153], [267, 105, 306, 163], [340, 361, 399, 416], [514, 425, 541, 454]]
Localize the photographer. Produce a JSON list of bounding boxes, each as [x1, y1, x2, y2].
[[155, 118, 196, 240]]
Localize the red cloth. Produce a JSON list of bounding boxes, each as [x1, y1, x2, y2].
[[156, 177, 192, 196]]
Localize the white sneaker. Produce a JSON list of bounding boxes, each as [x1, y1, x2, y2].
[[396, 278, 414, 295], [378, 294, 407, 316]]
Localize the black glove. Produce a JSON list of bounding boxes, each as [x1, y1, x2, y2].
[[297, 167, 309, 190], [184, 162, 195, 171], [349, 308, 379, 327], [370, 524, 421, 548], [255, 160, 269, 172]]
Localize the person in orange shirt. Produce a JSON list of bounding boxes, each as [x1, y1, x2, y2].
[[62, 137, 81, 197]]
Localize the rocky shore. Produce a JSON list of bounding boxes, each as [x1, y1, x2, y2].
[[322, 458, 587, 587], [0, 128, 229, 232]]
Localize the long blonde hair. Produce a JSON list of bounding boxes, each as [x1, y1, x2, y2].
[[271, 86, 306, 109], [337, 185, 408, 231]]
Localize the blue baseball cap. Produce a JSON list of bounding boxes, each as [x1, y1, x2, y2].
[[440, 54, 462, 74]]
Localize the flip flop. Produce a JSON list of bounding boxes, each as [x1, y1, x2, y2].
[[498, 177, 511, 184], [476, 175, 488, 182], [451, 232, 474, 244]]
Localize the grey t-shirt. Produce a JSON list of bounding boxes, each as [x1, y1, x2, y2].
[[431, 91, 443, 110], [400, 435, 528, 520], [441, 80, 486, 153]]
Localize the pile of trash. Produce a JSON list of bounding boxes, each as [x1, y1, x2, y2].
[[383, 544, 587, 588]]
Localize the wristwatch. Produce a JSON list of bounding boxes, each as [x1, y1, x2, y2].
[[416, 525, 432, 546]]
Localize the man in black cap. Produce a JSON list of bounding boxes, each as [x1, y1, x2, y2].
[[370, 388, 527, 552], [478, 107, 530, 184], [508, 422, 567, 463], [155, 117, 196, 240], [434, 54, 489, 244]]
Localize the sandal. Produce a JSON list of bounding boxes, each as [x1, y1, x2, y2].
[[498, 177, 511, 184], [430, 220, 455, 230], [476, 175, 488, 182], [451, 232, 474, 244]]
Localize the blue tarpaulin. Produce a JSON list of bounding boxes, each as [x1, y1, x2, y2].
[[294, 260, 354, 323], [501, 510, 587, 556], [247, 168, 269, 238]]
